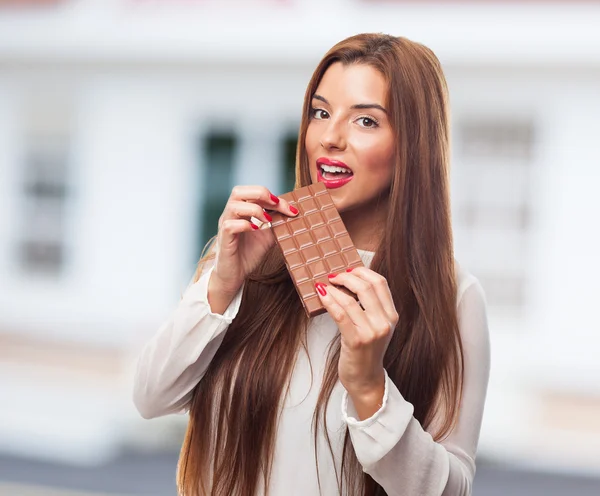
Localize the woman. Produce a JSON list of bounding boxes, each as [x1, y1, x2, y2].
[[134, 33, 490, 496]]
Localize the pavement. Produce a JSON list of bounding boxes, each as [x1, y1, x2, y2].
[[0, 452, 599, 496]]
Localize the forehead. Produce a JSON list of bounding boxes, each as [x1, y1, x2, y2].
[[314, 62, 387, 105]]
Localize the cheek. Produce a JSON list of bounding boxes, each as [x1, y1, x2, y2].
[[305, 125, 319, 155], [359, 139, 395, 183], [305, 125, 321, 174]]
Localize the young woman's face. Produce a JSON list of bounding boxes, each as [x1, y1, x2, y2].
[[305, 62, 395, 213]]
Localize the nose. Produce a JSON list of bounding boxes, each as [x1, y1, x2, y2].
[[319, 118, 347, 151]]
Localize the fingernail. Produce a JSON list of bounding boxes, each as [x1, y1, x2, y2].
[[264, 211, 273, 222], [289, 205, 299, 215], [251, 223, 259, 230], [270, 193, 280, 204], [346, 267, 354, 272], [315, 282, 327, 296], [327, 273, 336, 279]]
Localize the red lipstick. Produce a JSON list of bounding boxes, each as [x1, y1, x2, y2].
[[316, 157, 354, 189]]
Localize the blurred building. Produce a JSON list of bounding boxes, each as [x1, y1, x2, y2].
[[0, 0, 599, 478]]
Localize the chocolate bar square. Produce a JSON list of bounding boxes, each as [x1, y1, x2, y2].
[[269, 182, 364, 317]]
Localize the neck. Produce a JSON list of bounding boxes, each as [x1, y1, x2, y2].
[[340, 195, 388, 252]]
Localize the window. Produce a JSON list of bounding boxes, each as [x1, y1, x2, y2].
[[281, 133, 298, 193], [198, 132, 237, 251], [453, 118, 536, 313], [18, 111, 71, 276], [459, 120, 534, 162]]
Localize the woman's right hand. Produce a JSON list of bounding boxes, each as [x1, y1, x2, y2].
[[208, 185, 298, 307]]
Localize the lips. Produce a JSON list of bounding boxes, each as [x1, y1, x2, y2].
[[316, 157, 354, 189], [317, 157, 353, 172]]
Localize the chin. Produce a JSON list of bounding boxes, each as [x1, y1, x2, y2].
[[330, 195, 350, 213]]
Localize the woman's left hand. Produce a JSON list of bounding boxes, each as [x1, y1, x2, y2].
[[315, 267, 399, 419]]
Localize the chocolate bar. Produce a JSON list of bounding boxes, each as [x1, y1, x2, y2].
[[269, 182, 364, 317]]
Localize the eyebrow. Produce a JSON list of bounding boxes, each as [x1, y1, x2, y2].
[[312, 94, 388, 114]]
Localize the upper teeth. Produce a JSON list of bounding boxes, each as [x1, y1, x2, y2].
[[321, 164, 352, 173]]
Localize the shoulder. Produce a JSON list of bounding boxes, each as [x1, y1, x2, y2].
[[454, 259, 486, 310], [453, 260, 490, 362]]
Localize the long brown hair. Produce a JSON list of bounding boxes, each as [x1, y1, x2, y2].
[[177, 34, 463, 496]]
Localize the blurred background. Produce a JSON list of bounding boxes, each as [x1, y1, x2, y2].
[[1, 0, 599, 495]]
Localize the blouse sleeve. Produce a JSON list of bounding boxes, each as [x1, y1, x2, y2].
[[341, 278, 491, 495], [133, 259, 244, 419]]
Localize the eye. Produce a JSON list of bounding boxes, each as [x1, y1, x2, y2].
[[356, 116, 379, 129], [311, 108, 329, 120]]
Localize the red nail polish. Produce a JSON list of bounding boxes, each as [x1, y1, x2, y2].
[[315, 282, 327, 296], [327, 273, 336, 279], [250, 223, 259, 230], [270, 193, 280, 204], [264, 211, 273, 222], [346, 267, 354, 272], [289, 205, 299, 215]]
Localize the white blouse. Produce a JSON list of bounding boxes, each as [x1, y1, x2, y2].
[[133, 249, 490, 495]]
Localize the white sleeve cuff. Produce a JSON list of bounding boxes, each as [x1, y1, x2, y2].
[[342, 369, 390, 428], [341, 370, 415, 469], [182, 265, 244, 324]]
